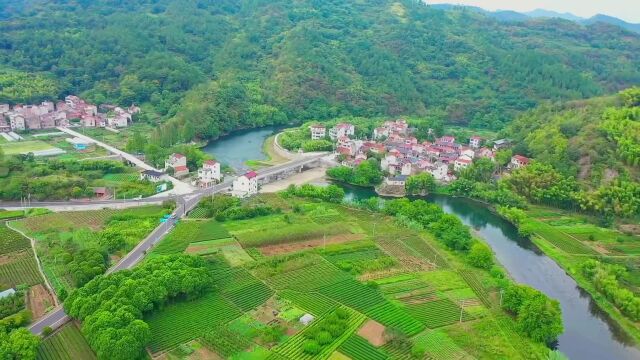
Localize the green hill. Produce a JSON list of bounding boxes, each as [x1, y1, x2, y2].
[[1, 0, 640, 140]]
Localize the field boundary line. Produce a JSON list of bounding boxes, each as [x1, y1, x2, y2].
[[6, 220, 59, 306]]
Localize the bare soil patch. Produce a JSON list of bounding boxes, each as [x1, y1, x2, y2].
[[619, 224, 640, 236], [594, 244, 610, 255], [28, 284, 54, 319], [258, 233, 365, 256], [0, 253, 17, 265], [357, 320, 387, 347], [185, 244, 212, 254], [252, 296, 280, 324]]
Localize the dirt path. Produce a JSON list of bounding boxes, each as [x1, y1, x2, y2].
[[28, 284, 55, 320]]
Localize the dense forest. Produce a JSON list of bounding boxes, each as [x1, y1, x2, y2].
[[1, 0, 640, 142]]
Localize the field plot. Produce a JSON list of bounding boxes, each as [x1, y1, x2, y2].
[[406, 298, 473, 328], [279, 290, 338, 317], [15, 209, 118, 232], [146, 292, 243, 353], [185, 238, 253, 265], [339, 334, 388, 360], [531, 220, 598, 255], [375, 236, 434, 272], [36, 323, 96, 360], [201, 325, 252, 358], [259, 233, 366, 257], [264, 257, 351, 291], [414, 330, 473, 360], [0, 250, 43, 287], [0, 223, 30, 254], [151, 220, 230, 255], [273, 308, 366, 360], [215, 268, 274, 311], [236, 222, 352, 248], [0, 210, 24, 220], [0, 140, 57, 155]]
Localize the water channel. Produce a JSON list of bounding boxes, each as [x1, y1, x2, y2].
[[205, 128, 640, 359]]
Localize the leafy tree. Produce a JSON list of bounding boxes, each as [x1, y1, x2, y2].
[[405, 173, 436, 195], [467, 242, 494, 269], [0, 327, 40, 360]]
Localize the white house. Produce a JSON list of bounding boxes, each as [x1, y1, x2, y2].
[[400, 161, 413, 176], [165, 153, 187, 170], [493, 139, 511, 151], [9, 114, 25, 131], [309, 124, 326, 140], [469, 135, 482, 149], [510, 155, 530, 170], [329, 123, 355, 140], [460, 147, 475, 159], [198, 160, 221, 187], [385, 175, 408, 186], [373, 127, 389, 140], [428, 163, 450, 182], [381, 154, 398, 171], [454, 156, 473, 171], [140, 170, 164, 182], [232, 171, 258, 198]]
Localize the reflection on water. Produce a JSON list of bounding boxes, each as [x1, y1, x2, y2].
[[339, 185, 640, 360], [202, 126, 282, 172]]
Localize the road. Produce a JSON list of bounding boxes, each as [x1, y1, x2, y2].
[[56, 127, 193, 195], [27, 153, 326, 334]]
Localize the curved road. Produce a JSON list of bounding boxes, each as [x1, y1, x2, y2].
[[27, 153, 327, 334]]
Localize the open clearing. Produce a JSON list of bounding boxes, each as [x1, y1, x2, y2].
[[28, 284, 54, 319], [0, 140, 58, 155]]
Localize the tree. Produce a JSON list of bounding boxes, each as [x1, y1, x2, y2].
[[467, 242, 494, 269], [517, 293, 563, 344], [405, 173, 436, 195], [0, 327, 41, 359], [495, 149, 513, 169], [461, 157, 495, 182], [620, 87, 640, 107]]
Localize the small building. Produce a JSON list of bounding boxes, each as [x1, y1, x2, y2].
[[198, 160, 221, 187], [493, 139, 511, 151], [437, 135, 456, 145], [385, 175, 408, 186], [232, 171, 258, 198], [300, 314, 315, 326], [93, 187, 110, 198], [140, 170, 164, 182], [309, 124, 326, 140], [400, 161, 412, 176], [469, 135, 482, 149], [329, 123, 355, 140], [165, 153, 187, 172], [0, 288, 16, 299], [373, 127, 389, 140], [9, 115, 25, 131], [510, 155, 530, 170], [66, 137, 93, 150], [477, 147, 495, 161], [173, 165, 189, 177], [454, 156, 473, 171]]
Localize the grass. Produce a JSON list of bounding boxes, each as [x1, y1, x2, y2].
[[146, 292, 243, 353], [0, 210, 24, 220], [36, 323, 96, 360], [151, 220, 230, 256], [235, 222, 351, 248], [0, 140, 57, 155], [185, 238, 253, 265]]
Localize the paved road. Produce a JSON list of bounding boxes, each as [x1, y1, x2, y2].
[[28, 154, 326, 334]]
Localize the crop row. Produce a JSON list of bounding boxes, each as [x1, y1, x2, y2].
[[146, 293, 242, 353], [378, 278, 431, 295], [366, 302, 425, 336], [318, 279, 386, 311], [458, 270, 492, 308], [414, 330, 472, 360], [406, 299, 473, 328], [236, 222, 350, 248], [151, 220, 230, 255], [17, 210, 118, 232], [533, 221, 598, 255], [278, 290, 338, 317], [0, 223, 30, 254], [224, 281, 273, 311], [400, 236, 449, 268], [339, 335, 389, 360], [36, 323, 96, 360], [323, 247, 386, 264], [0, 251, 43, 287], [266, 260, 350, 291], [201, 325, 251, 358]]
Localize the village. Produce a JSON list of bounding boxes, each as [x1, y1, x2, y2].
[[310, 119, 530, 189], [0, 95, 139, 136]]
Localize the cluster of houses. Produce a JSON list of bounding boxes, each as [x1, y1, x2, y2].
[[0, 95, 139, 132], [140, 152, 224, 189], [310, 119, 531, 187]]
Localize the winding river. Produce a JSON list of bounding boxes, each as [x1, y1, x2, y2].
[[206, 128, 640, 359]]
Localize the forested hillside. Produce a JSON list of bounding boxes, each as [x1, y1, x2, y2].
[[1, 0, 640, 142]]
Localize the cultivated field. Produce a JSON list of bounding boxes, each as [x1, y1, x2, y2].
[[36, 323, 96, 360]]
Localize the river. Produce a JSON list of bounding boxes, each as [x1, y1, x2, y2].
[[340, 184, 640, 360], [202, 126, 282, 172], [207, 128, 640, 359]]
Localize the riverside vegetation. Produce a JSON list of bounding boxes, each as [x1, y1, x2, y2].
[[30, 189, 563, 360]]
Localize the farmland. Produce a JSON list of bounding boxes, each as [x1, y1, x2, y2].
[[11, 205, 171, 295], [36, 323, 96, 360], [130, 194, 549, 359], [0, 140, 58, 155]]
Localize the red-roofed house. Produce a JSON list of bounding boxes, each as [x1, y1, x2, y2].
[[454, 156, 473, 171], [510, 155, 530, 170], [437, 135, 456, 145], [173, 165, 189, 177], [232, 171, 258, 197]]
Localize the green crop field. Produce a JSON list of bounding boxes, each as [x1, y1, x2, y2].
[[531, 220, 598, 255], [236, 222, 351, 248], [279, 290, 338, 317], [406, 298, 473, 328], [414, 330, 472, 360], [36, 323, 96, 360], [339, 335, 389, 360], [201, 326, 252, 358], [0, 210, 24, 220], [0, 223, 30, 254], [151, 220, 230, 255], [0, 140, 57, 155], [0, 250, 43, 287], [214, 268, 274, 311], [146, 292, 243, 353]]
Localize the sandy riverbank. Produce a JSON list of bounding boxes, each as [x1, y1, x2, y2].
[[260, 167, 328, 193]]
